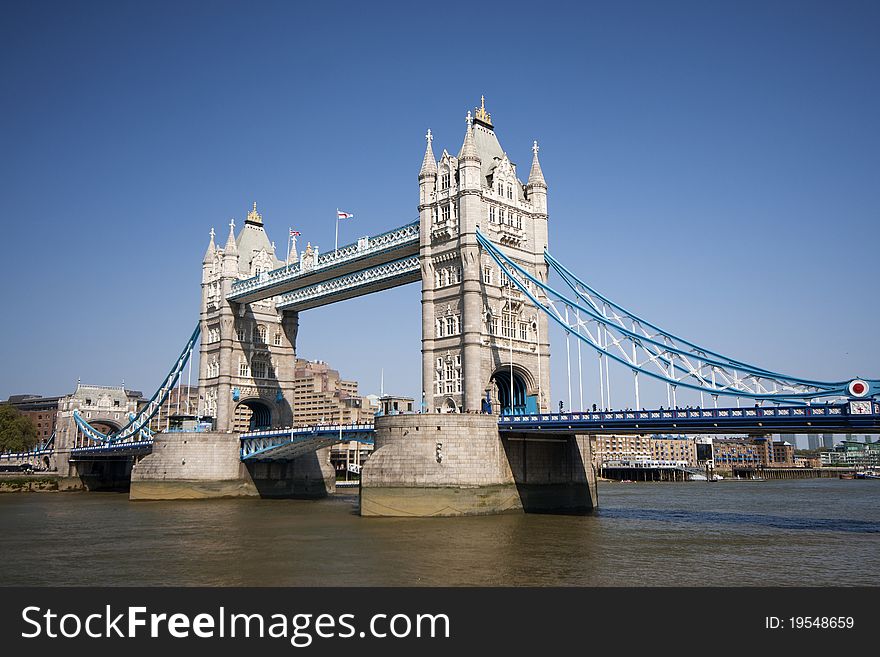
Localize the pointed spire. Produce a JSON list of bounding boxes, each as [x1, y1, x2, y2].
[[246, 201, 263, 226], [225, 218, 238, 253], [419, 129, 437, 178], [473, 95, 493, 128], [458, 111, 479, 161], [203, 227, 216, 264], [527, 140, 546, 187]]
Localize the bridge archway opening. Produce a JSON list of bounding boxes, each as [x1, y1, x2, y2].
[[491, 367, 535, 416], [234, 399, 272, 432], [441, 398, 458, 414], [89, 419, 121, 435]]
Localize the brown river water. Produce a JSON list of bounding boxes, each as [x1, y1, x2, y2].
[[1, 479, 877, 586]]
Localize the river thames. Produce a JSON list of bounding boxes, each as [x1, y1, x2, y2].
[[1, 479, 877, 586]]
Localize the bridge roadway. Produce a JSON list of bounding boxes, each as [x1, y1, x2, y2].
[[22, 401, 880, 464], [497, 400, 880, 435], [227, 221, 419, 307]]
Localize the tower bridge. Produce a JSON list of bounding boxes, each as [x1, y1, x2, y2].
[[20, 98, 879, 513]]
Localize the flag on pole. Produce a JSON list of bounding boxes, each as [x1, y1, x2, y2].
[[336, 210, 354, 220], [289, 229, 301, 237]]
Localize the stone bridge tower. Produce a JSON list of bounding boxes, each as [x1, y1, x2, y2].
[[198, 203, 299, 432], [419, 98, 551, 414]]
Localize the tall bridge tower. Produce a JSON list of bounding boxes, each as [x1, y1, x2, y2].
[[199, 203, 299, 432], [419, 97, 551, 414]]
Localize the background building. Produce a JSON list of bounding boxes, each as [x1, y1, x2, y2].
[[291, 358, 375, 427], [3, 394, 63, 445]]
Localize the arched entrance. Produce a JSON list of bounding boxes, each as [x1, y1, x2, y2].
[[234, 399, 272, 432], [90, 419, 121, 436], [491, 367, 536, 416]]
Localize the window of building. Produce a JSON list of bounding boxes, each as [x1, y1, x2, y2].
[[253, 360, 267, 379], [489, 316, 499, 335], [507, 184, 512, 199], [239, 360, 250, 377], [445, 361, 455, 394], [516, 214, 522, 229], [256, 325, 267, 343], [446, 316, 456, 336], [519, 322, 529, 341], [273, 331, 282, 346], [501, 313, 515, 339], [236, 325, 248, 342], [436, 319, 444, 338], [441, 172, 450, 190], [441, 205, 450, 223], [483, 266, 493, 285], [489, 206, 496, 223]]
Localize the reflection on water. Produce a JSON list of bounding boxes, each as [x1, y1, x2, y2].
[[1, 479, 878, 586]]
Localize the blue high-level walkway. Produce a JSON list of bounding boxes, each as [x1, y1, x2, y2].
[[228, 221, 419, 305]]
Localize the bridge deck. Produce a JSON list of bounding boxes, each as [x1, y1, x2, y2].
[[240, 424, 375, 461], [499, 401, 880, 435]]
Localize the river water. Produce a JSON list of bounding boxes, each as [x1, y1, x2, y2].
[[1, 480, 877, 586]]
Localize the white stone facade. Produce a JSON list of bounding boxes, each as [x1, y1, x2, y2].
[[419, 100, 551, 414], [198, 204, 299, 432]]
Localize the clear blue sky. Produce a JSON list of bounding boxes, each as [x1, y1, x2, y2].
[[2, 1, 878, 422]]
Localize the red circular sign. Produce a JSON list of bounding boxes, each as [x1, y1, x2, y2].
[[848, 380, 869, 397]]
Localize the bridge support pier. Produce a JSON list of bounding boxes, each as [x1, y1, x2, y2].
[[129, 432, 335, 500], [360, 415, 597, 517]]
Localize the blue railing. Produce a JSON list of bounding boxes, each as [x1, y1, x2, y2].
[[498, 401, 880, 432], [229, 221, 419, 299]]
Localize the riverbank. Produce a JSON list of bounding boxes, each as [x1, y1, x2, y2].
[[0, 472, 92, 493], [0, 473, 61, 492]]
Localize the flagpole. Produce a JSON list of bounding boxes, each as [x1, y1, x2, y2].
[[335, 209, 339, 252], [286, 228, 291, 269]]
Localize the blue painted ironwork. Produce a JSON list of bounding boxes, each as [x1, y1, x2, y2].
[[476, 230, 877, 403], [0, 431, 56, 461], [275, 255, 420, 311], [70, 439, 153, 459], [73, 323, 200, 444], [240, 423, 375, 461], [498, 401, 880, 435], [228, 221, 420, 302]]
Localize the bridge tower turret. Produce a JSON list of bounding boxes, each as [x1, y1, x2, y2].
[[198, 204, 299, 433], [419, 129, 438, 412], [418, 98, 551, 414]]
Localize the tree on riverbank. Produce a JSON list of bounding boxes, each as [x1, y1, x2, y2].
[[0, 405, 38, 452]]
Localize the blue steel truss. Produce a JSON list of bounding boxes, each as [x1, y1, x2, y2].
[[499, 401, 880, 435], [228, 221, 420, 302], [72, 323, 200, 445], [276, 256, 420, 311], [0, 432, 56, 462], [476, 230, 878, 404], [70, 439, 154, 459], [240, 424, 375, 461]]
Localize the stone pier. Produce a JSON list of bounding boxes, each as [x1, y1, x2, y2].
[[129, 431, 335, 500], [360, 414, 597, 517]]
